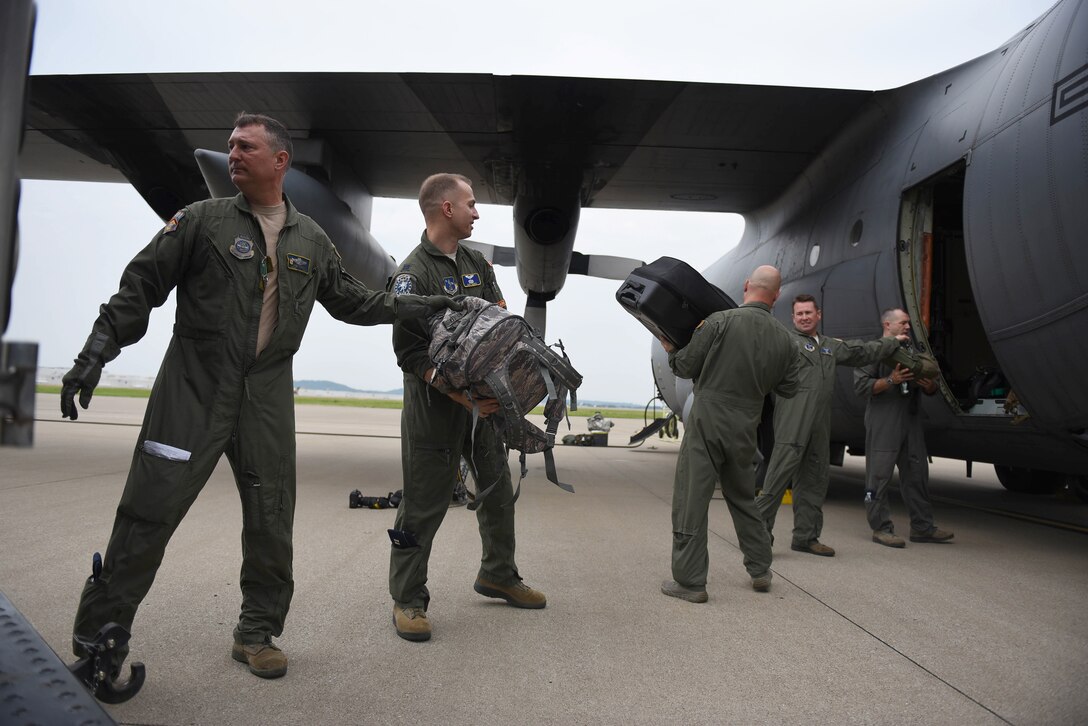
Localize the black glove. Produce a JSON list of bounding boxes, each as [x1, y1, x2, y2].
[[60, 332, 115, 420], [395, 294, 464, 319]]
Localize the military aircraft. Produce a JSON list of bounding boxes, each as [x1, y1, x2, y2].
[[10, 0, 1088, 498]]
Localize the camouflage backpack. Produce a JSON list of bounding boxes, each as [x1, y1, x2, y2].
[[428, 296, 582, 506]]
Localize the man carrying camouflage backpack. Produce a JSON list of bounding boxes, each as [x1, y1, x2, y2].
[[385, 173, 546, 642]]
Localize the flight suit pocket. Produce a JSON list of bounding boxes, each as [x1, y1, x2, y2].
[[239, 457, 289, 534], [121, 444, 194, 525], [288, 269, 317, 317], [408, 441, 456, 512]]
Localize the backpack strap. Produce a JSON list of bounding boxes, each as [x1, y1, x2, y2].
[[465, 395, 510, 512]]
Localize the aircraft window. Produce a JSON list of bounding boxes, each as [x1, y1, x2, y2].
[[809, 244, 820, 266], [850, 219, 863, 246]]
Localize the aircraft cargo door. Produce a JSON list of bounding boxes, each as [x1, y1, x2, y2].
[[898, 162, 1008, 417]]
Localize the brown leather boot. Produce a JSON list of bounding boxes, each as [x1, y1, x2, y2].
[[231, 640, 287, 679], [473, 577, 547, 609], [791, 540, 836, 557], [393, 604, 432, 642]]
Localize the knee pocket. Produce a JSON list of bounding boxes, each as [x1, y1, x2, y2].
[[239, 459, 290, 534], [408, 443, 457, 499], [119, 447, 194, 525]]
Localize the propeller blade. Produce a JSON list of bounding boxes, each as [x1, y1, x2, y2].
[[568, 251, 645, 280], [461, 239, 516, 266]]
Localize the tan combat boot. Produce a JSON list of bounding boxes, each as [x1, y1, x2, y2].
[[393, 604, 432, 642], [473, 577, 547, 609], [231, 640, 287, 679]]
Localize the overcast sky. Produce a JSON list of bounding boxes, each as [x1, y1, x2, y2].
[[8, 0, 1056, 404]]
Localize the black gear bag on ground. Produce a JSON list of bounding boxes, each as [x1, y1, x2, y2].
[[615, 256, 737, 348]]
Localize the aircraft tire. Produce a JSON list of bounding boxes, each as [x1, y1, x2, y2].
[[993, 465, 1062, 495]]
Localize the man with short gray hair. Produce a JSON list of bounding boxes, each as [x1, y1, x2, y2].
[[853, 308, 953, 548], [60, 113, 457, 680]]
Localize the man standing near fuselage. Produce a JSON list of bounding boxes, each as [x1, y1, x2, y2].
[[755, 294, 915, 556], [387, 173, 546, 642], [659, 266, 801, 603]]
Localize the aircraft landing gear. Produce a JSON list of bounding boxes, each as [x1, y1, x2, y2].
[[993, 465, 1088, 501]]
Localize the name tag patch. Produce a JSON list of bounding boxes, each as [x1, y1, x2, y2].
[[286, 254, 311, 274], [461, 273, 481, 288], [230, 236, 255, 260]]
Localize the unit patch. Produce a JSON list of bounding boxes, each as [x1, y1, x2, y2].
[[443, 276, 458, 295], [392, 274, 416, 295], [286, 254, 311, 274], [461, 272, 481, 288], [804, 342, 816, 352], [230, 236, 255, 260], [163, 210, 185, 234]]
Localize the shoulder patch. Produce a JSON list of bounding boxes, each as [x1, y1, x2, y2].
[[392, 274, 416, 296], [163, 209, 186, 234]]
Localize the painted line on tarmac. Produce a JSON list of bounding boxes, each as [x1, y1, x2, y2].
[[772, 568, 1015, 725]]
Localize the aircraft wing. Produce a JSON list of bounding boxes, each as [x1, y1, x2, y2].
[[21, 72, 872, 220]]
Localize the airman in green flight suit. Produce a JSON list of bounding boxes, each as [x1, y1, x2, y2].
[[60, 113, 458, 679], [854, 308, 954, 548], [755, 294, 917, 557], [387, 172, 546, 643], [659, 265, 802, 603]]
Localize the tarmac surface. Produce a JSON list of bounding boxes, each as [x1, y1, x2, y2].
[[1, 394, 1086, 725]]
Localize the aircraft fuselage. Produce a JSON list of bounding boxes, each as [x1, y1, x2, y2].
[[659, 2, 1088, 479]]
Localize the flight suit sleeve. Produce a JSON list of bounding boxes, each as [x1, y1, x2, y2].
[[883, 344, 939, 379], [854, 362, 881, 400], [315, 239, 399, 326], [772, 343, 803, 399], [477, 258, 505, 307], [832, 336, 899, 368], [668, 318, 716, 380], [389, 272, 433, 380], [86, 207, 199, 360]]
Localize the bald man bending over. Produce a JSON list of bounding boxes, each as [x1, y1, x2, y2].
[[659, 265, 802, 602]]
